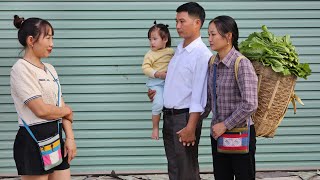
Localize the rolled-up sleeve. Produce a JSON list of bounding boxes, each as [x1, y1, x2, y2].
[[190, 54, 209, 113], [224, 59, 258, 130]]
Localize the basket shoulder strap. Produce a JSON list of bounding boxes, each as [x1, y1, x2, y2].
[[234, 55, 250, 129], [234, 56, 245, 83], [209, 55, 216, 65]]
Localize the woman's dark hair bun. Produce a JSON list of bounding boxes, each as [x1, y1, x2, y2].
[[13, 15, 24, 29]]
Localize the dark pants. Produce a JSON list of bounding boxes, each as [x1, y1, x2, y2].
[[162, 111, 202, 180], [211, 125, 256, 180]]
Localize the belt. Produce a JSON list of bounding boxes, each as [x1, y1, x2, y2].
[[163, 107, 189, 115]]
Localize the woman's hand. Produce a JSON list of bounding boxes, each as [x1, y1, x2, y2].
[[212, 122, 227, 140], [64, 137, 77, 164], [63, 104, 73, 123], [62, 115, 76, 164]]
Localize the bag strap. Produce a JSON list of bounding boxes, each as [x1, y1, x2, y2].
[[234, 55, 245, 83], [209, 55, 216, 66], [213, 64, 218, 119], [21, 118, 60, 143], [46, 67, 61, 107], [21, 118, 38, 142], [234, 55, 250, 129]]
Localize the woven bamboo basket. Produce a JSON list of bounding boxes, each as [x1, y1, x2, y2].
[[251, 61, 297, 137]]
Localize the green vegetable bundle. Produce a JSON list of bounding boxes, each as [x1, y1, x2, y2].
[[239, 25, 311, 79]]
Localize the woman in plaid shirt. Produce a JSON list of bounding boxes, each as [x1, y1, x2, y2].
[[207, 16, 258, 180]]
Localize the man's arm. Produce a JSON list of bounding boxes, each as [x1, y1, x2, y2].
[[177, 54, 209, 146]]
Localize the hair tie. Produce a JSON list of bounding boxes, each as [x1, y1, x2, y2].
[[154, 20, 157, 25], [21, 18, 25, 25]]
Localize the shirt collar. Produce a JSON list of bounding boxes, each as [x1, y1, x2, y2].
[[214, 47, 236, 68], [177, 36, 202, 53]]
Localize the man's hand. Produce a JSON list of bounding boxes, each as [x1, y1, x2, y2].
[[212, 122, 227, 140], [147, 89, 156, 102], [176, 126, 196, 146]]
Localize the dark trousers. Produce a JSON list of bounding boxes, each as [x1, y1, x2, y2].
[[162, 112, 202, 180], [211, 125, 256, 180]]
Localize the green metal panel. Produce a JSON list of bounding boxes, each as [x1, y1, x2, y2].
[[0, 0, 319, 175]]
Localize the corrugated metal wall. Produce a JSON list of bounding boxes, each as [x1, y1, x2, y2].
[[0, 0, 319, 175]]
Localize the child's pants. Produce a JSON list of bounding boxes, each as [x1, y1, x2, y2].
[[146, 78, 165, 115]]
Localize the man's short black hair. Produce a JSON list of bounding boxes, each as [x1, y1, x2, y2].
[[176, 2, 206, 27]]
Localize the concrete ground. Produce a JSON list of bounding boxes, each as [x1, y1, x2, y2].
[[1, 171, 320, 180]]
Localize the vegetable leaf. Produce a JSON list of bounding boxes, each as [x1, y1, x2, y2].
[[239, 25, 312, 79]]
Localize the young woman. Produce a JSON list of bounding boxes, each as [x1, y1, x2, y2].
[[207, 15, 258, 180], [11, 15, 76, 180]]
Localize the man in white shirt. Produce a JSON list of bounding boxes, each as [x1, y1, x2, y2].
[[149, 2, 212, 180]]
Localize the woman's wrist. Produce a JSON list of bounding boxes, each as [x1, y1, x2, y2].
[[63, 117, 73, 124], [62, 106, 71, 116], [65, 137, 75, 141]]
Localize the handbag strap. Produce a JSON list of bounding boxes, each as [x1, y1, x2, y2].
[[21, 118, 60, 142], [46, 67, 61, 107], [213, 64, 218, 119], [21, 118, 38, 142]]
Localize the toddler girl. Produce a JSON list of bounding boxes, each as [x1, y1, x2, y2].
[[142, 21, 174, 140]]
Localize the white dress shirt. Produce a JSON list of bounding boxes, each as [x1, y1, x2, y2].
[[163, 36, 212, 113]]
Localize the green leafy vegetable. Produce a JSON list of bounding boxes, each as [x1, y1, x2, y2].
[[239, 25, 311, 79]]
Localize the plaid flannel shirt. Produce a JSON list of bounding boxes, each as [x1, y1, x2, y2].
[[208, 47, 258, 130]]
